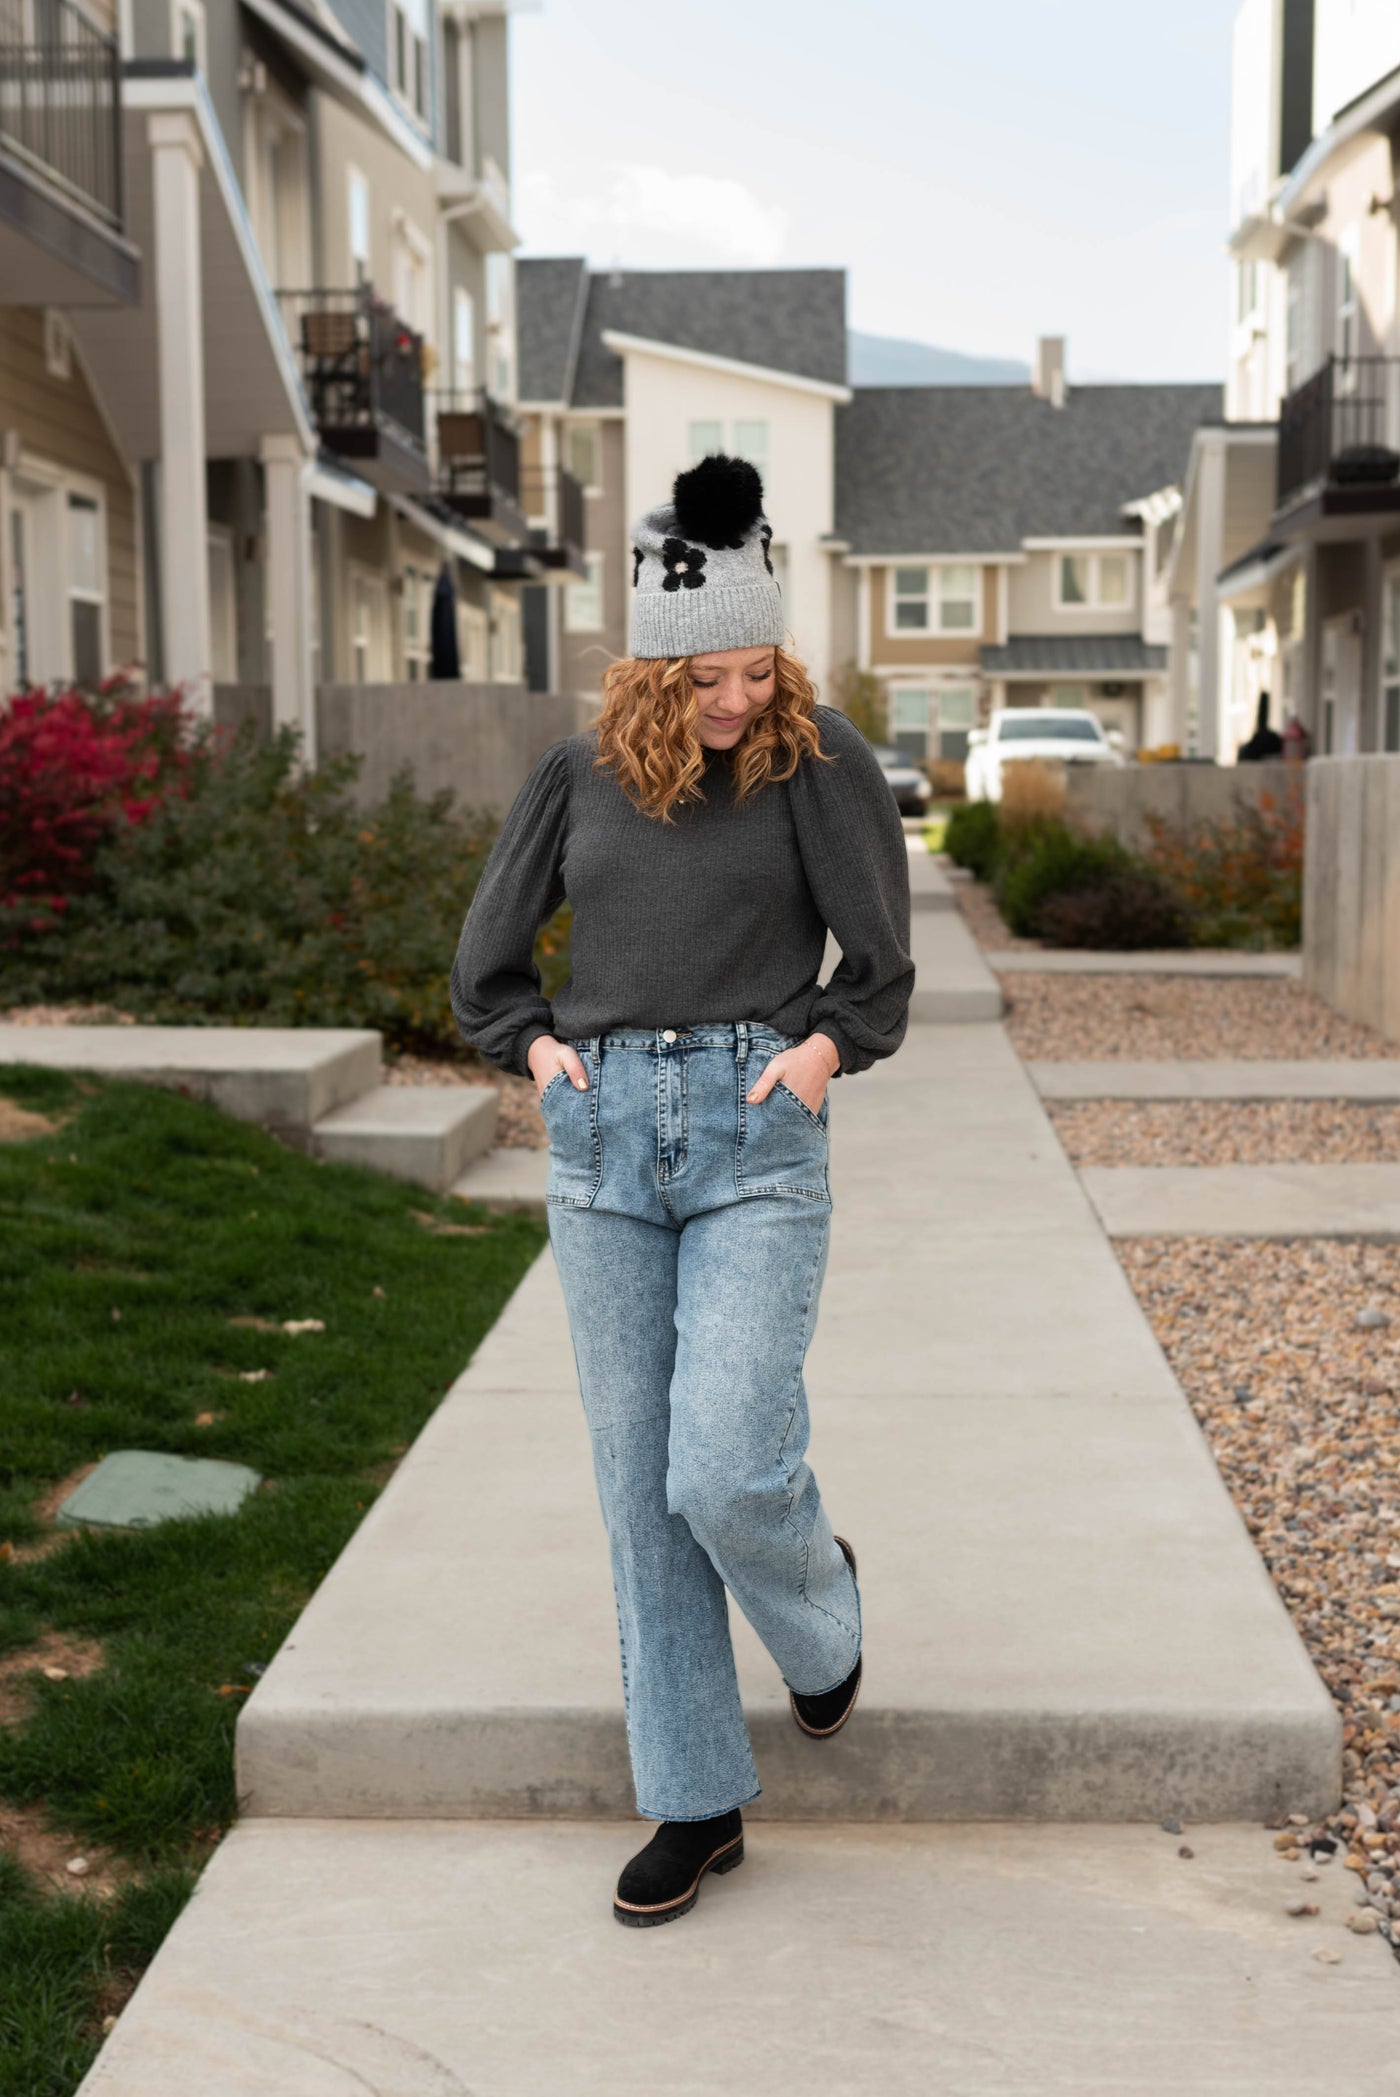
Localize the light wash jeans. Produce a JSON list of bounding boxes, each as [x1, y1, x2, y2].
[[542, 1019, 861, 1823]]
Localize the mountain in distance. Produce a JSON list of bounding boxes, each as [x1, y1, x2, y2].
[[849, 330, 1030, 387]]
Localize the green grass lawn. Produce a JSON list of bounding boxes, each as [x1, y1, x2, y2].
[[0, 1063, 546, 2094]]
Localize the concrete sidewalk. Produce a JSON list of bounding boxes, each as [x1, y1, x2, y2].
[[987, 948, 1302, 976], [1084, 1162, 1400, 1239], [236, 1020, 1337, 1825], [1032, 1059, 1400, 1100]]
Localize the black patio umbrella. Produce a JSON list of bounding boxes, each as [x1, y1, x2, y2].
[[429, 561, 461, 680]]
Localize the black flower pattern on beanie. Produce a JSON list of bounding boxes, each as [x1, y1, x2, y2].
[[660, 537, 707, 591], [632, 545, 643, 587], [759, 524, 775, 579]]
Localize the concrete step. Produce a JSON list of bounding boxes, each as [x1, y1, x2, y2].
[[73, 1817, 1400, 2096], [988, 948, 1302, 976], [907, 850, 956, 912], [0, 1023, 380, 1140], [451, 1142, 547, 1209], [312, 1083, 498, 1193], [235, 1024, 1337, 1824], [908, 910, 1004, 1022], [1082, 1162, 1400, 1239], [1032, 1058, 1400, 1101]]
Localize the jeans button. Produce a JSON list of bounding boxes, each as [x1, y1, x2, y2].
[[661, 1028, 677, 1043]]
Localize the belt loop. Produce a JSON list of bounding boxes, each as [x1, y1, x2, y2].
[[590, 1031, 601, 1065], [736, 1019, 748, 1064]]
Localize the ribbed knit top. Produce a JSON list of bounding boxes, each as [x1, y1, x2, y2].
[[448, 703, 915, 1079]]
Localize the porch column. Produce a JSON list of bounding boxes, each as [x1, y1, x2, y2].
[[1361, 537, 1384, 752], [261, 433, 316, 769], [1192, 435, 1225, 758], [149, 111, 210, 713], [1167, 595, 1191, 748]]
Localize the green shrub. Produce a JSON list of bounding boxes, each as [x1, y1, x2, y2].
[[0, 718, 570, 1055], [995, 819, 1190, 948], [943, 799, 1001, 880]]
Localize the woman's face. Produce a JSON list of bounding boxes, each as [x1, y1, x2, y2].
[[688, 647, 778, 748]]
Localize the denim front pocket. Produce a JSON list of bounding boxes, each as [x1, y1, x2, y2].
[[735, 1051, 830, 1202], [542, 1052, 603, 1207]]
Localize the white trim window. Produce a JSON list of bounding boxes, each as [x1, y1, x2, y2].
[[564, 551, 604, 633], [349, 565, 390, 682], [1336, 225, 1360, 390], [889, 686, 933, 757], [1055, 552, 1132, 610], [889, 563, 978, 635], [688, 419, 723, 463], [207, 526, 237, 683], [391, 212, 431, 335], [347, 166, 371, 282], [66, 489, 106, 687], [732, 419, 767, 466], [402, 562, 432, 680], [490, 591, 521, 680], [458, 600, 488, 681], [452, 286, 476, 396], [389, 0, 428, 121], [937, 683, 977, 759], [565, 422, 601, 494], [484, 250, 514, 400], [172, 0, 205, 70]]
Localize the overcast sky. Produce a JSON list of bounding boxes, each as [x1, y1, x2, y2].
[[509, 0, 1235, 383]]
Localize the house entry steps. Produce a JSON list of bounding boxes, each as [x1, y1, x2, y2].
[[0, 1024, 498, 1193]]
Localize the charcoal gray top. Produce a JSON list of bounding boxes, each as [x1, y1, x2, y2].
[[448, 704, 914, 1079]]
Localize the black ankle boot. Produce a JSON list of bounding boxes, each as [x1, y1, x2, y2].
[[613, 1808, 745, 1927], [790, 1534, 862, 1739]]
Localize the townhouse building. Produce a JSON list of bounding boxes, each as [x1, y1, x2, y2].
[[515, 263, 850, 701], [1174, 0, 1400, 760], [2, 0, 568, 762], [831, 340, 1218, 761]]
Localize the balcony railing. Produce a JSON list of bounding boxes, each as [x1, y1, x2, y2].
[[521, 462, 585, 570], [1276, 353, 1400, 510], [432, 387, 526, 541], [0, 0, 123, 229], [276, 285, 427, 463]]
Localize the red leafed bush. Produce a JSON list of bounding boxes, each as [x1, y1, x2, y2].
[[0, 682, 200, 938]]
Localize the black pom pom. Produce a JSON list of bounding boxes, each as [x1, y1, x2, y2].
[[672, 453, 764, 550]]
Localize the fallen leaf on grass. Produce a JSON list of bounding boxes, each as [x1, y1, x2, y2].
[[238, 1370, 271, 1384], [228, 1316, 280, 1334], [281, 1319, 325, 1335], [410, 1209, 489, 1238], [215, 1684, 252, 1696]]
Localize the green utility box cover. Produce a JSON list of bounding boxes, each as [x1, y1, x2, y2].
[[55, 1450, 263, 1530]]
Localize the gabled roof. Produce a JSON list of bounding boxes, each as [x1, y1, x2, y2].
[[835, 382, 1223, 556], [515, 257, 589, 405], [565, 268, 848, 409]]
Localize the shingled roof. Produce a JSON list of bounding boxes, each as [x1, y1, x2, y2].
[[516, 258, 589, 405], [515, 268, 849, 409], [835, 383, 1222, 555], [980, 635, 1169, 675]]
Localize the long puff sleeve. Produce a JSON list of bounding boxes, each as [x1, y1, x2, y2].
[[449, 738, 570, 1076], [789, 706, 915, 1075]]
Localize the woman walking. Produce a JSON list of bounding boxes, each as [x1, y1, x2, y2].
[[449, 455, 913, 1926]]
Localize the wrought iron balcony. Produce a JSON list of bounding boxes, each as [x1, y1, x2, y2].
[[432, 388, 527, 544], [1276, 353, 1400, 515], [276, 284, 429, 497], [0, 0, 123, 228], [521, 462, 586, 575]]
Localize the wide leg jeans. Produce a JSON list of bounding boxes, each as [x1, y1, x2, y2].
[[543, 1020, 861, 1822]]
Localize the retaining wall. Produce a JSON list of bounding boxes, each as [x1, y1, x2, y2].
[[1065, 760, 1300, 852], [213, 683, 595, 816], [1303, 755, 1400, 1045]]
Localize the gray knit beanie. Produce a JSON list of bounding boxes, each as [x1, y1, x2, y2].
[[629, 454, 785, 659]]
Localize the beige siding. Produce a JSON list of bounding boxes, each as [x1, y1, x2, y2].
[[1007, 548, 1142, 634], [0, 308, 138, 669], [561, 416, 625, 697]]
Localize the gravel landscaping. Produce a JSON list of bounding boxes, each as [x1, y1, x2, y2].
[[1002, 974, 1400, 1062], [1050, 1100, 1400, 1168], [1121, 1238, 1400, 1944]]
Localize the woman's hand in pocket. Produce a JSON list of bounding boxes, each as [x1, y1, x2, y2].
[[527, 1036, 590, 1102], [745, 1031, 840, 1116]]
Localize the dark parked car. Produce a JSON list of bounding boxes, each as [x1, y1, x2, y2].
[[870, 743, 933, 817]]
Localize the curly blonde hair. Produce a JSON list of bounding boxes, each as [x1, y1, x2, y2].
[[592, 645, 833, 822]]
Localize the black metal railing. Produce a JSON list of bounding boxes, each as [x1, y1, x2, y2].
[[0, 0, 122, 228], [432, 386, 522, 519], [1276, 353, 1400, 508], [520, 462, 584, 558], [275, 285, 427, 455]]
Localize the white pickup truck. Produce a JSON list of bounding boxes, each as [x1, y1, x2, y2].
[[963, 707, 1127, 803]]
